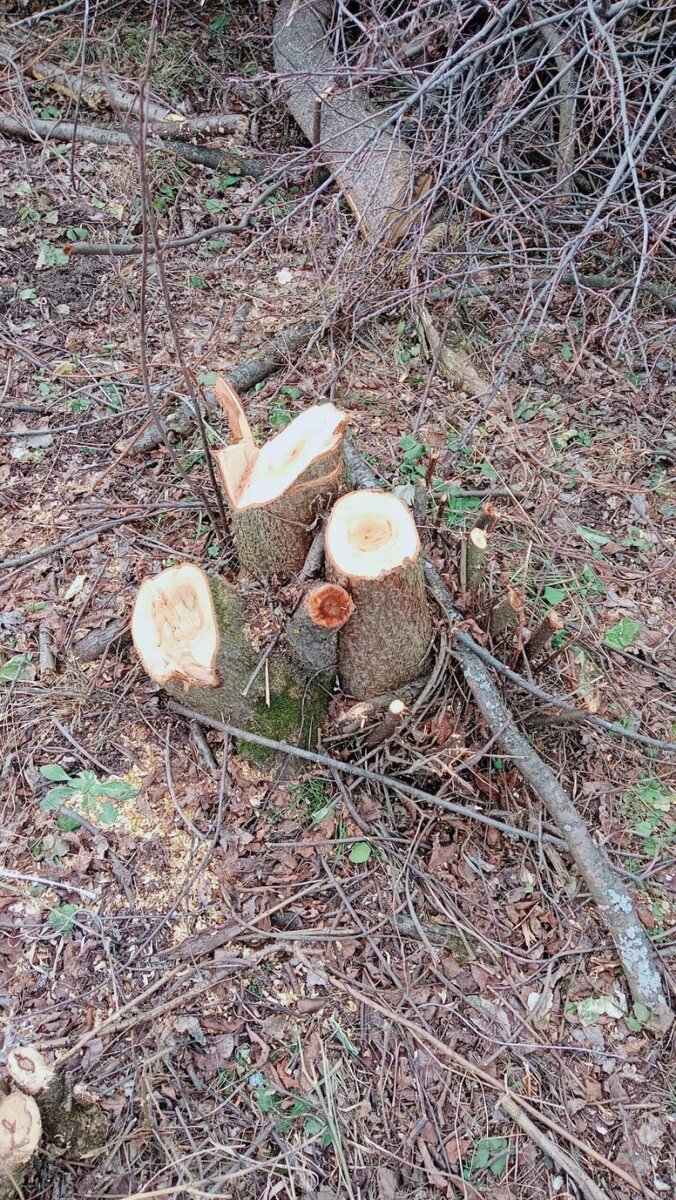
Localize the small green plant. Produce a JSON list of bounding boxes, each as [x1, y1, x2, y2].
[[269, 398, 293, 428], [48, 903, 78, 935], [0, 654, 32, 684], [209, 13, 231, 32], [348, 841, 372, 864], [40, 764, 138, 826], [153, 184, 177, 215], [604, 618, 642, 651], [36, 240, 69, 270], [292, 778, 333, 823], [394, 320, 421, 365], [468, 1136, 510, 1180], [398, 434, 426, 482]]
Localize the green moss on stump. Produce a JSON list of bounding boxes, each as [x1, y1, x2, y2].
[[164, 576, 332, 765]]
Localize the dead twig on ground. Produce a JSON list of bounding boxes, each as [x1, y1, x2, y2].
[[344, 437, 674, 1030], [498, 1093, 610, 1200], [165, 701, 565, 848], [321, 967, 641, 1194]]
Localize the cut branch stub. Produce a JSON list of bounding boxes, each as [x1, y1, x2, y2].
[[132, 564, 332, 759], [215, 396, 347, 580], [131, 564, 219, 688], [325, 490, 432, 699], [287, 582, 354, 675]]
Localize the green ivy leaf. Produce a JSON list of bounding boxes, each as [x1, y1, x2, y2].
[[349, 842, 372, 864], [96, 801, 119, 826], [41, 764, 72, 782], [41, 786, 74, 810], [604, 619, 642, 651], [576, 525, 611, 550], [36, 240, 69, 270], [57, 813, 81, 832], [543, 585, 567, 606], [48, 903, 78, 935], [0, 654, 32, 684]]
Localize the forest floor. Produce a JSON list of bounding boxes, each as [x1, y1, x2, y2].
[[1, 5, 675, 1200]]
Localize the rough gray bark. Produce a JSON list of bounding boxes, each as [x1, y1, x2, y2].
[[286, 582, 354, 674], [273, 0, 426, 244]]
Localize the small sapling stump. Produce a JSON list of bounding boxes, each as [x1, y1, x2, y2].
[[6, 1046, 107, 1159], [132, 563, 332, 758], [286, 582, 354, 675], [0, 1092, 41, 1200], [325, 490, 432, 699], [213, 379, 347, 580]]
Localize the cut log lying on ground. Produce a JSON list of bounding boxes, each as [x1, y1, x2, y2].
[[0, 114, 264, 179], [287, 582, 354, 674], [273, 0, 428, 244], [325, 490, 432, 699], [6, 1046, 107, 1158], [344, 439, 674, 1032], [214, 380, 346, 580], [132, 564, 331, 758]]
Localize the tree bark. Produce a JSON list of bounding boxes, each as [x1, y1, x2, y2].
[[273, 0, 428, 244], [286, 582, 354, 674], [214, 383, 347, 580], [325, 490, 432, 698]]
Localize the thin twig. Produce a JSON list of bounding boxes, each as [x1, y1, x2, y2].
[[166, 701, 565, 847]]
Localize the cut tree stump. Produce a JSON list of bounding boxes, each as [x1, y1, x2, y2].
[[0, 1092, 41, 1200], [132, 564, 331, 760], [214, 380, 346, 581], [6, 1046, 107, 1159], [325, 490, 432, 698], [287, 582, 354, 674]]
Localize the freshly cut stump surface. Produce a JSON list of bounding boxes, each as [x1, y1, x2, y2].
[[287, 582, 354, 675], [325, 490, 432, 699], [132, 564, 331, 759], [215, 400, 346, 580]]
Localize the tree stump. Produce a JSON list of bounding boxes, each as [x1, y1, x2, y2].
[[286, 582, 354, 674], [132, 564, 332, 761], [213, 380, 347, 581], [325, 490, 432, 699]]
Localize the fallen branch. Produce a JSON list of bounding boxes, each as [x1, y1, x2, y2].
[[166, 701, 567, 848], [498, 1093, 609, 1200], [322, 968, 641, 1195], [22, 52, 246, 135], [130, 320, 321, 455], [425, 562, 673, 1032], [0, 502, 200, 571], [344, 437, 674, 1030], [0, 112, 265, 179]]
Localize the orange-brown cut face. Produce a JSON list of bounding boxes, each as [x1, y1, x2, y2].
[[306, 584, 354, 629]]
